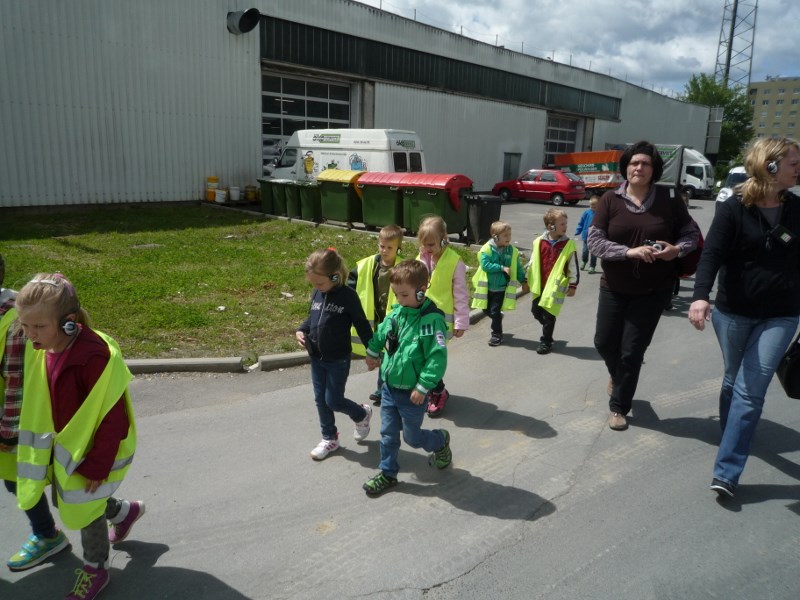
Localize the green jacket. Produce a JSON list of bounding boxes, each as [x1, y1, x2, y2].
[[366, 299, 447, 395]]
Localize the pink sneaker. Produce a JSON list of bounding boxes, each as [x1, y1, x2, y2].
[[427, 389, 449, 417], [109, 501, 146, 544], [65, 564, 109, 600]]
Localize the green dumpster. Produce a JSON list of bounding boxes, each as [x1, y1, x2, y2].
[[298, 182, 322, 222], [284, 181, 302, 218], [270, 179, 289, 216], [257, 178, 274, 215], [356, 172, 407, 230], [400, 173, 472, 236], [316, 169, 364, 224]]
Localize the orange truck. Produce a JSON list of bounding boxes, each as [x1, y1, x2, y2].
[[553, 150, 624, 195]]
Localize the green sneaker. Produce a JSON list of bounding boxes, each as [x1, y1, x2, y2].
[[7, 530, 70, 572], [431, 429, 452, 469], [362, 472, 398, 496]]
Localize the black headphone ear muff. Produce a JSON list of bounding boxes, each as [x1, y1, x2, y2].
[[548, 224, 556, 231], [767, 160, 778, 174], [440, 237, 446, 248], [60, 316, 78, 336], [492, 234, 499, 242], [415, 288, 426, 302], [329, 273, 340, 283]]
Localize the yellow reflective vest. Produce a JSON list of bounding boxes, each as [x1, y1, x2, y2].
[[416, 247, 459, 339], [16, 331, 136, 530], [0, 307, 17, 481], [350, 255, 397, 357], [471, 243, 521, 311], [528, 236, 577, 317]]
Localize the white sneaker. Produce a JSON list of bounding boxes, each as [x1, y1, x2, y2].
[[310, 435, 340, 460], [354, 404, 372, 442]]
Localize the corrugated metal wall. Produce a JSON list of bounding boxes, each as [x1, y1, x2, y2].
[[375, 84, 547, 191], [0, 0, 262, 207]]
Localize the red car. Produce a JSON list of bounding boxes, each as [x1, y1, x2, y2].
[[492, 169, 585, 205]]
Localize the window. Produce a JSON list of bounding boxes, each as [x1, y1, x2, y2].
[[393, 152, 408, 172], [760, 111, 768, 116], [789, 123, 796, 129], [410, 153, 423, 172], [686, 165, 704, 179], [758, 122, 765, 128], [777, 99, 785, 105], [544, 115, 578, 166], [779, 88, 786, 94], [763, 100, 770, 105], [749, 88, 757, 95], [751, 99, 756, 106], [794, 88, 800, 94], [763, 89, 771, 94], [540, 172, 557, 182], [773, 122, 781, 128], [792, 99, 799, 105], [775, 111, 782, 117], [791, 111, 798, 116], [275, 148, 297, 168], [261, 73, 352, 174], [521, 171, 539, 181]]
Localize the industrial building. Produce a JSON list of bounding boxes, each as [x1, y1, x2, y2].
[[1, 0, 712, 208]]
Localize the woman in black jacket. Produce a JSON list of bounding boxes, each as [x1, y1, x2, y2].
[[689, 136, 800, 499]]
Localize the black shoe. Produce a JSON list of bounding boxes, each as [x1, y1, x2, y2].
[[488, 334, 502, 347], [536, 341, 552, 355], [369, 390, 381, 406], [710, 478, 735, 498]]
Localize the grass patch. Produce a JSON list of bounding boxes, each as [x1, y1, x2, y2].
[[2, 203, 479, 360]]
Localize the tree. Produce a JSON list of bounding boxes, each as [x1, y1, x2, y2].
[[681, 73, 753, 170]]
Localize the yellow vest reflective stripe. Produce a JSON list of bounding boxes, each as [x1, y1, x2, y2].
[[17, 331, 137, 530], [0, 308, 17, 481], [350, 256, 396, 356], [471, 244, 520, 311], [528, 237, 577, 318], [417, 247, 459, 339]]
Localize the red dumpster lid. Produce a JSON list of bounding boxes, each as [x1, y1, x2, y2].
[[356, 173, 473, 211]]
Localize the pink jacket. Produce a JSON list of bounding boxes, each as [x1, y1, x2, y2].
[[418, 250, 470, 331]]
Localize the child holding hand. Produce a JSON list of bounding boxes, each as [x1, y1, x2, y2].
[[470, 221, 527, 346], [362, 259, 452, 496], [528, 208, 580, 355], [297, 248, 374, 460], [575, 195, 599, 273], [15, 273, 145, 600], [415, 216, 469, 416]]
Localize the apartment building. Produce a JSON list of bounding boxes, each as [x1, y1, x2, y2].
[[749, 76, 800, 140]]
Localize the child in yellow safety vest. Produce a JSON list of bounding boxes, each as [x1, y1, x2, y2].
[[416, 216, 469, 417], [1, 255, 69, 574], [527, 209, 580, 355], [15, 273, 145, 600], [470, 221, 528, 347], [347, 224, 404, 406]]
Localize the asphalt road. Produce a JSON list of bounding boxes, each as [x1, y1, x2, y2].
[[2, 196, 800, 599]]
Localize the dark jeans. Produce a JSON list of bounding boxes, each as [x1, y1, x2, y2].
[[4, 479, 58, 539], [581, 242, 597, 268], [483, 290, 505, 336], [531, 295, 557, 344], [310, 356, 367, 439], [594, 286, 671, 415]]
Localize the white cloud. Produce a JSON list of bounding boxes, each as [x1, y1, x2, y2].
[[362, 0, 798, 94]]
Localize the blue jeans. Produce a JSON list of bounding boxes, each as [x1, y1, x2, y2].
[[711, 309, 798, 486], [581, 242, 596, 268], [379, 385, 446, 478], [310, 357, 367, 440]]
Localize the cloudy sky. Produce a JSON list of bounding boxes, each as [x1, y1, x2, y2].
[[359, 0, 796, 96]]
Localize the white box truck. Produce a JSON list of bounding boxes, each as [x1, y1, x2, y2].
[[269, 129, 426, 182], [656, 145, 714, 199]]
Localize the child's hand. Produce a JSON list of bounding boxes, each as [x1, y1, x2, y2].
[[365, 356, 380, 371], [84, 479, 103, 493], [411, 390, 426, 405], [567, 288, 576, 297], [453, 329, 465, 338], [295, 331, 306, 348], [502, 266, 510, 276]]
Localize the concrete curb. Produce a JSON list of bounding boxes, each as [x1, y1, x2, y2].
[[127, 291, 531, 374]]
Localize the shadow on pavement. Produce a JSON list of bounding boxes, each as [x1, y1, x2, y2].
[[633, 400, 800, 509], [433, 394, 557, 439], [393, 467, 557, 521], [0, 542, 252, 599]]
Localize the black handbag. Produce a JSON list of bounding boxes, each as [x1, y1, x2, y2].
[[776, 331, 800, 399]]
